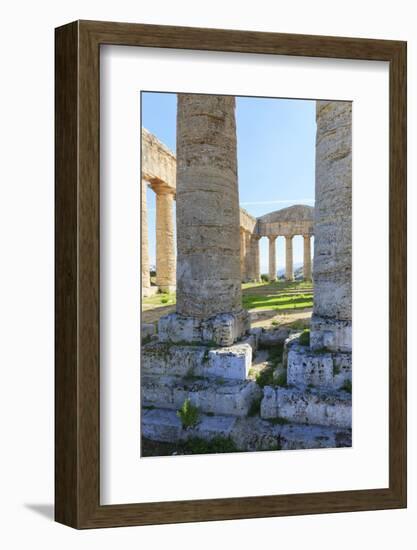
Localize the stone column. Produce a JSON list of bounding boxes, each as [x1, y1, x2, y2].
[[244, 231, 252, 281], [240, 229, 247, 281], [141, 179, 151, 297], [159, 94, 249, 346], [285, 235, 294, 281], [268, 236, 277, 281], [155, 188, 176, 293], [250, 235, 260, 282], [303, 235, 312, 281], [311, 101, 352, 352]]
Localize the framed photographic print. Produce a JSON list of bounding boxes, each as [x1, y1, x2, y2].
[[55, 20, 406, 528]]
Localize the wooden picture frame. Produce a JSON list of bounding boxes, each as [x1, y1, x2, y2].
[[55, 20, 407, 528]]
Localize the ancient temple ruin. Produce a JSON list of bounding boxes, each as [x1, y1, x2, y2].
[[141, 95, 352, 452], [141, 134, 314, 296]]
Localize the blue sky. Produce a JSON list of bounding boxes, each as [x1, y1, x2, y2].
[[142, 92, 316, 273]]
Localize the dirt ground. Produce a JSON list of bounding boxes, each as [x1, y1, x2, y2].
[[141, 281, 313, 330], [142, 303, 311, 331]]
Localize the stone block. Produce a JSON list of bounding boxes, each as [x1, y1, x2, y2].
[[248, 327, 262, 348], [258, 327, 290, 347], [141, 323, 156, 339], [141, 342, 207, 378], [205, 343, 252, 380], [158, 310, 250, 347], [142, 408, 182, 443], [141, 408, 237, 444], [260, 386, 351, 429], [310, 315, 352, 353], [141, 341, 253, 381], [282, 332, 302, 368], [287, 346, 352, 389], [142, 376, 261, 417], [287, 346, 334, 387], [278, 423, 352, 450], [333, 352, 352, 388], [142, 408, 351, 451]]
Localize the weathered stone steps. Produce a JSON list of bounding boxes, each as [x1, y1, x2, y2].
[[287, 344, 352, 389], [141, 336, 256, 381], [260, 386, 351, 428], [142, 375, 261, 417], [141, 407, 352, 452]]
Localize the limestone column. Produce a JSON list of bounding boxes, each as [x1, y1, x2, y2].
[[303, 235, 312, 281], [155, 188, 176, 293], [175, 94, 245, 323], [244, 231, 252, 281], [249, 235, 260, 282], [285, 235, 294, 281], [141, 179, 151, 297], [240, 229, 247, 281], [268, 236, 277, 281], [311, 101, 352, 352]]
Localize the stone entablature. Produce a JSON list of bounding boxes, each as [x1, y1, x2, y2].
[[142, 127, 176, 194], [256, 204, 314, 238], [239, 207, 257, 234]]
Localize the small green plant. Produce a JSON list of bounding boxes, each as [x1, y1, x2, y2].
[[271, 320, 279, 326], [248, 397, 262, 417], [177, 399, 200, 429], [298, 329, 310, 346], [267, 344, 284, 368], [142, 335, 152, 345], [333, 364, 341, 375], [275, 371, 287, 387], [260, 274, 269, 282], [255, 366, 275, 388], [341, 379, 352, 394], [160, 297, 169, 304]]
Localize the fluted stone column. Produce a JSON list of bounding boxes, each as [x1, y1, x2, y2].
[[285, 235, 294, 281], [268, 236, 277, 281], [311, 101, 352, 352], [303, 235, 312, 281], [244, 231, 252, 281], [141, 179, 151, 297], [240, 229, 247, 281], [155, 188, 176, 293], [159, 94, 249, 346], [251, 235, 260, 282]]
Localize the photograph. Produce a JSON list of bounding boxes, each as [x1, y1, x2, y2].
[[140, 92, 352, 457]]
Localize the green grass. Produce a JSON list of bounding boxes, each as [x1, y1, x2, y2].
[[142, 292, 176, 308], [255, 365, 275, 388], [255, 345, 286, 388], [142, 281, 313, 314], [266, 344, 284, 367], [242, 292, 313, 311], [274, 371, 287, 387], [242, 280, 313, 291]]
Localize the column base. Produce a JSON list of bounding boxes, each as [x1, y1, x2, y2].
[[157, 285, 176, 294], [158, 309, 250, 347], [310, 315, 352, 353]]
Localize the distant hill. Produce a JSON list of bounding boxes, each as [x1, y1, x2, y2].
[[276, 262, 304, 280]]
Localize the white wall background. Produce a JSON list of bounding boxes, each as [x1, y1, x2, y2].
[[0, 0, 415, 547]]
